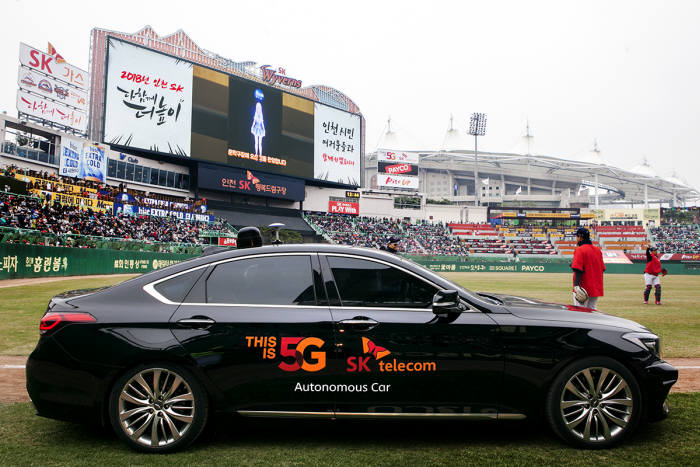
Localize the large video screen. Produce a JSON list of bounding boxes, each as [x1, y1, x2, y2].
[[103, 38, 361, 187]]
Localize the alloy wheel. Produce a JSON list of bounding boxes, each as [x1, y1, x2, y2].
[[117, 368, 195, 448], [559, 367, 634, 443]]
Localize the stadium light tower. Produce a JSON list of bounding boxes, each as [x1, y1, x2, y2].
[[469, 113, 487, 206]]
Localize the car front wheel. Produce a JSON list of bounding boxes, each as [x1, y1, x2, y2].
[[546, 356, 642, 448], [108, 363, 208, 453]]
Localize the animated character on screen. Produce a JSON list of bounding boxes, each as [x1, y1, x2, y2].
[[250, 89, 266, 156]]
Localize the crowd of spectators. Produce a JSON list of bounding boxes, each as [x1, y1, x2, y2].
[[0, 192, 233, 247], [305, 212, 470, 255], [651, 224, 700, 254], [4, 165, 206, 213]]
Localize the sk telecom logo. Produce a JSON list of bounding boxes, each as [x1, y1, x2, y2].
[[348, 337, 436, 373]]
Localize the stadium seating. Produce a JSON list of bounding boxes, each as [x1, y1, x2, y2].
[[651, 225, 700, 253], [593, 225, 650, 253]]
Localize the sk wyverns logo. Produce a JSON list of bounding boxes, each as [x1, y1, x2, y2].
[[246, 170, 260, 185], [347, 337, 437, 373]]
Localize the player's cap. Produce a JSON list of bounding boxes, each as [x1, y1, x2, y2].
[[575, 227, 590, 238], [388, 236, 399, 244], [649, 244, 658, 250]]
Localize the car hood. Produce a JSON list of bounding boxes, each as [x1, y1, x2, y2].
[[478, 292, 650, 332]]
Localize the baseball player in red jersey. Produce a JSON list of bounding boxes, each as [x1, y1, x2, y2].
[[643, 245, 666, 305], [571, 227, 606, 309]]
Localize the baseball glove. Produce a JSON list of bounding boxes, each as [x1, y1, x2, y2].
[[574, 286, 589, 303], [661, 268, 668, 277]]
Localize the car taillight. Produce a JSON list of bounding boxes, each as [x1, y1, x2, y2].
[[39, 312, 96, 334]]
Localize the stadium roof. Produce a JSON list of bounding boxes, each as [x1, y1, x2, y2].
[[372, 121, 700, 205]]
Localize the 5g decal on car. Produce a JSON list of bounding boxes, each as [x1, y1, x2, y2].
[[246, 336, 326, 372]]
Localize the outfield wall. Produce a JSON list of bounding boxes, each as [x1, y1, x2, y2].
[[1, 244, 697, 280], [411, 259, 700, 275], [0, 244, 196, 279]]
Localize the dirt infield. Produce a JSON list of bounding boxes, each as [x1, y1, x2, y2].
[[2, 356, 698, 404], [0, 274, 139, 289]]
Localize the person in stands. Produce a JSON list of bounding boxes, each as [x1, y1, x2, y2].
[[571, 227, 605, 309], [381, 236, 400, 254], [643, 245, 666, 305]]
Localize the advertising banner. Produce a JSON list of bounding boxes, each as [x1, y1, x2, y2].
[[79, 144, 107, 183], [113, 203, 215, 222], [104, 39, 193, 157], [602, 250, 633, 264], [377, 151, 419, 190], [18, 67, 88, 112], [198, 163, 305, 201], [328, 200, 359, 215], [218, 237, 238, 247], [627, 253, 700, 262], [377, 161, 419, 176], [59, 137, 83, 178], [17, 89, 87, 133], [593, 208, 660, 223], [377, 173, 420, 190], [377, 151, 420, 164], [313, 103, 361, 185], [0, 243, 194, 279], [15, 174, 96, 194], [19, 42, 88, 91], [30, 190, 113, 212]]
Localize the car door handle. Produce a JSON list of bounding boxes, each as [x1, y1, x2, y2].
[[337, 318, 379, 331], [177, 317, 216, 328]]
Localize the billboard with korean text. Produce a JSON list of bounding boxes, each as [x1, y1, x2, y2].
[[103, 39, 193, 157], [17, 90, 87, 133], [197, 163, 305, 201], [102, 38, 362, 188], [17, 43, 89, 134]]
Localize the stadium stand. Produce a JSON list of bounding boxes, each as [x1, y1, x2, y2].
[[1, 163, 238, 251], [593, 225, 650, 253], [651, 225, 700, 254]]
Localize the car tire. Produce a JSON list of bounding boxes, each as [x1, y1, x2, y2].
[[108, 363, 208, 453], [546, 356, 642, 448]]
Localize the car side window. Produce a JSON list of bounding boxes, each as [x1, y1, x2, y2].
[[327, 256, 437, 308], [154, 268, 205, 303], [206, 255, 316, 306]]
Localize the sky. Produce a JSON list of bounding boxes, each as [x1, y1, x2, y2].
[[1, 0, 699, 192]]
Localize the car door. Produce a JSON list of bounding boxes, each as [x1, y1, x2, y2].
[[321, 253, 503, 418], [168, 252, 337, 415]]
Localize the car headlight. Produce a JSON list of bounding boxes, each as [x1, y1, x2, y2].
[[623, 332, 661, 358]]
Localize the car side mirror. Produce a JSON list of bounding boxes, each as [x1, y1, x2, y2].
[[432, 289, 461, 316]]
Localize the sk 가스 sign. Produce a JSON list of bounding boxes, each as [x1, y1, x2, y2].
[[19, 43, 88, 91]]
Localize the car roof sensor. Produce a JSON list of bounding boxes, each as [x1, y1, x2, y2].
[[237, 226, 263, 249], [269, 223, 285, 245]]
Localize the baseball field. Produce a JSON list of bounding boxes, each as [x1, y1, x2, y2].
[[0, 272, 698, 465]]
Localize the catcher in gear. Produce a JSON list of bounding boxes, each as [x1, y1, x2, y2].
[[643, 245, 665, 305], [571, 227, 605, 309]]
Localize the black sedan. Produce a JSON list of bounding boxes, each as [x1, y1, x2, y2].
[[27, 243, 677, 452]]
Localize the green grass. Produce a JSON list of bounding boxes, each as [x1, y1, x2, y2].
[[0, 393, 698, 465], [443, 272, 700, 358], [0, 276, 137, 355], [0, 272, 698, 357]]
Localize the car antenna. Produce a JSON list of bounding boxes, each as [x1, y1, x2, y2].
[[269, 223, 285, 245]]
